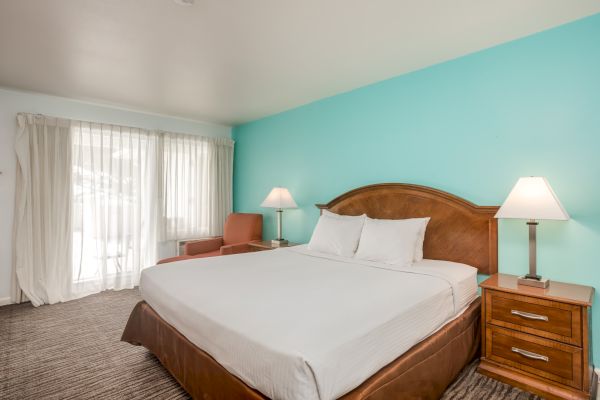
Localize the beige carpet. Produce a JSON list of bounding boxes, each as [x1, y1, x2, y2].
[[0, 289, 541, 400]]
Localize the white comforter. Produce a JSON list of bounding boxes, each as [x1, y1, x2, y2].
[[140, 245, 477, 400]]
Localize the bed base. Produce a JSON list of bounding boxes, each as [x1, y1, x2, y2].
[[121, 297, 481, 400]]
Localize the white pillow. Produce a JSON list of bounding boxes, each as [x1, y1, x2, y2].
[[308, 212, 366, 257], [354, 217, 429, 266], [412, 217, 430, 262]]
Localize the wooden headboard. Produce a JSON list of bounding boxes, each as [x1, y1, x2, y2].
[[316, 183, 499, 275]]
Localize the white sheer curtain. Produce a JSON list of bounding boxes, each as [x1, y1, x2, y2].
[[71, 121, 158, 298], [12, 113, 233, 306], [158, 133, 233, 240], [13, 114, 73, 306]]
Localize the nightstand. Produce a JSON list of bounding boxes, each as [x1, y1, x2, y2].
[[478, 273, 596, 400], [248, 240, 299, 251]]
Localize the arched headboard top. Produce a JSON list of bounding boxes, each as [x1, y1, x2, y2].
[[316, 183, 499, 275]]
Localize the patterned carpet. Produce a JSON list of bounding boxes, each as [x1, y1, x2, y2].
[[0, 289, 541, 400]]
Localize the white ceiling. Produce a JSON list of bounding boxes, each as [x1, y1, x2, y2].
[[1, 1, 599, 126]]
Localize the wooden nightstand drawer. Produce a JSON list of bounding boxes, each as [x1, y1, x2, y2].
[[479, 274, 595, 400], [486, 326, 583, 390], [486, 290, 582, 346]]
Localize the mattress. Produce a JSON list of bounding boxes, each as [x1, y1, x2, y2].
[[139, 245, 478, 400]]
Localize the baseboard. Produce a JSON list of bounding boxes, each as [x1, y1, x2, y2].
[[0, 297, 13, 306]]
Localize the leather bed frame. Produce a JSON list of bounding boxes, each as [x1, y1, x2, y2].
[[122, 183, 499, 399]]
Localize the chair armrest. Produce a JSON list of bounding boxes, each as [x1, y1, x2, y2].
[[220, 242, 252, 255], [185, 237, 223, 255]]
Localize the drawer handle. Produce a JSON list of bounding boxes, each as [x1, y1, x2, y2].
[[511, 347, 549, 362], [510, 309, 549, 321]]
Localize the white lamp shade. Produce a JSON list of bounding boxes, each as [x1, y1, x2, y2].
[[495, 177, 569, 220], [260, 187, 298, 209]]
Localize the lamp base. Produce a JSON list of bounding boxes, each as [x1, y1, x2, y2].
[[518, 275, 549, 289], [271, 239, 289, 247]]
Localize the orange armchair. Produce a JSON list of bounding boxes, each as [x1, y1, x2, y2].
[[157, 213, 263, 264]]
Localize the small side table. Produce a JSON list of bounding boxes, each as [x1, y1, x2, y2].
[[248, 240, 299, 251], [478, 273, 595, 399]]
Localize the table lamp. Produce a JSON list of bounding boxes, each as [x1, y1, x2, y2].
[[261, 187, 297, 246], [495, 177, 569, 288]]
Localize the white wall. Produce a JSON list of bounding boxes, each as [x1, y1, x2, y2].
[[0, 87, 231, 304]]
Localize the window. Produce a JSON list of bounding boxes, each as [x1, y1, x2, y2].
[[71, 123, 233, 297]]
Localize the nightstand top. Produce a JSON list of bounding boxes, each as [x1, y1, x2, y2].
[[248, 240, 299, 250], [480, 273, 594, 307]]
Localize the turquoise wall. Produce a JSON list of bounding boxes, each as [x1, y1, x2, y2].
[[233, 14, 600, 362]]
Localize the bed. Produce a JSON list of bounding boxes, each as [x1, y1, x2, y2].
[[122, 183, 499, 399]]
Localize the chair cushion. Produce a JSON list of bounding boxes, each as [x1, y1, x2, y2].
[[185, 237, 223, 256]]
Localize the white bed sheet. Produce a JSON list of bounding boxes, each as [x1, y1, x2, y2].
[[140, 245, 478, 400]]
